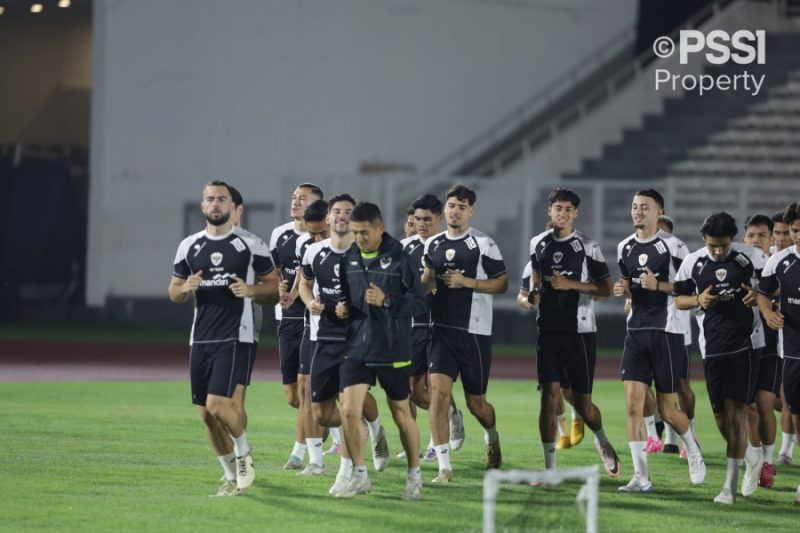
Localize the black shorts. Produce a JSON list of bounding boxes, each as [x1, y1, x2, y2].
[[340, 357, 410, 401], [278, 318, 304, 385], [309, 341, 345, 403], [756, 353, 782, 396], [703, 350, 759, 414], [536, 330, 596, 395], [190, 341, 252, 406], [298, 324, 314, 376], [429, 326, 492, 396], [620, 330, 686, 393], [409, 327, 431, 377], [678, 343, 691, 380], [783, 359, 800, 415], [240, 341, 257, 386]]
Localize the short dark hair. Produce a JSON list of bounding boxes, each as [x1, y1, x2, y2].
[[298, 183, 324, 200], [303, 199, 328, 223], [327, 193, 356, 212], [445, 184, 477, 206], [634, 189, 665, 210], [658, 215, 674, 232], [203, 180, 233, 198], [548, 187, 580, 208], [411, 194, 443, 215], [744, 214, 774, 233], [701, 212, 738, 238], [406, 207, 415, 216], [772, 211, 786, 225], [228, 185, 243, 207], [784, 202, 800, 226], [350, 202, 383, 224]]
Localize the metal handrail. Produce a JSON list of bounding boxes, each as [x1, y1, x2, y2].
[[428, 0, 742, 177]]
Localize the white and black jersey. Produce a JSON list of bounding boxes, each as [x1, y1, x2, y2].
[[402, 234, 431, 328], [617, 230, 690, 335], [173, 226, 275, 344], [423, 227, 506, 336], [521, 261, 532, 291], [301, 238, 348, 342], [269, 222, 305, 321], [530, 229, 610, 333], [759, 247, 800, 360], [674, 243, 767, 358]]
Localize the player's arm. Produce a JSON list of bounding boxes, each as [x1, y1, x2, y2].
[[612, 277, 631, 298], [169, 272, 202, 304], [421, 265, 437, 294], [550, 274, 612, 297], [298, 275, 315, 307], [234, 270, 280, 305]]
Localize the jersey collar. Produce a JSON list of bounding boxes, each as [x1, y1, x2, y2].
[[445, 227, 471, 240], [203, 227, 235, 241]]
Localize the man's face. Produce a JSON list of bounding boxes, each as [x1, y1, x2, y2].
[[631, 195, 662, 230], [327, 201, 354, 235], [444, 196, 473, 231], [405, 214, 417, 238], [201, 185, 233, 227], [414, 208, 442, 240], [290, 187, 319, 219], [350, 220, 384, 253], [743, 224, 771, 254], [305, 220, 329, 242], [704, 234, 733, 262], [791, 220, 800, 249], [774, 221, 792, 251], [548, 201, 578, 232]]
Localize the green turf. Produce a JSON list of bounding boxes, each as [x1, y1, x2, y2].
[[1, 380, 797, 532]]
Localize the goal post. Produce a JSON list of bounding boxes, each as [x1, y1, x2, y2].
[[483, 466, 600, 533]]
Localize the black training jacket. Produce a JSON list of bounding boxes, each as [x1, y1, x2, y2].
[[340, 233, 428, 366]]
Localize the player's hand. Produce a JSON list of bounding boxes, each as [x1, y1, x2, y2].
[[698, 285, 718, 310], [765, 310, 785, 330], [639, 267, 659, 291], [229, 275, 251, 298], [550, 271, 574, 291], [279, 279, 296, 309], [442, 269, 470, 289], [335, 301, 349, 319], [613, 279, 627, 297], [309, 295, 325, 315], [527, 287, 540, 306], [365, 282, 385, 307], [183, 270, 203, 294], [741, 283, 757, 307], [623, 298, 632, 315]]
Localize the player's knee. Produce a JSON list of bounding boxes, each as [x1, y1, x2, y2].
[[465, 395, 486, 416]]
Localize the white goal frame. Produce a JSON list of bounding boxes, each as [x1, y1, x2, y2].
[[483, 466, 600, 533]]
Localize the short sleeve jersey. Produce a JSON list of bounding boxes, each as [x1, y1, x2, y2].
[[301, 238, 348, 342], [521, 261, 532, 292], [617, 230, 690, 335], [173, 226, 275, 344], [269, 222, 305, 321], [423, 227, 506, 336], [402, 234, 432, 328], [530, 229, 610, 333], [758, 247, 800, 360], [674, 243, 767, 358]]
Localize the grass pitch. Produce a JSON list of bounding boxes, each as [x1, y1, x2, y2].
[[1, 380, 798, 532]]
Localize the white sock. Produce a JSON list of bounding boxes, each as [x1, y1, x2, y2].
[[484, 424, 498, 445], [570, 406, 577, 421], [365, 416, 382, 442], [291, 441, 307, 460], [629, 441, 649, 480], [781, 432, 795, 456], [680, 430, 700, 455], [664, 423, 679, 446], [763, 443, 775, 465], [447, 404, 455, 419], [689, 418, 695, 434], [593, 427, 609, 447], [338, 457, 353, 478], [218, 453, 236, 481], [330, 426, 341, 444], [745, 444, 763, 467], [306, 437, 323, 467], [232, 431, 251, 458], [427, 435, 435, 449], [354, 464, 368, 480], [557, 414, 568, 438], [724, 458, 742, 492], [644, 416, 657, 440], [408, 466, 421, 480], [434, 443, 452, 471], [542, 442, 557, 469]]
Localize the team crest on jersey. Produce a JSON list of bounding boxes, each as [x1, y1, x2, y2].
[[333, 264, 340, 277], [638, 254, 648, 266], [715, 268, 727, 282], [553, 251, 563, 264], [380, 257, 392, 270], [446, 249, 456, 261], [211, 252, 223, 266]]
